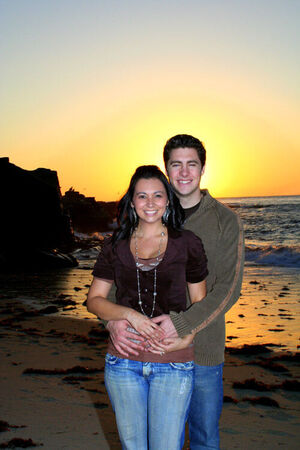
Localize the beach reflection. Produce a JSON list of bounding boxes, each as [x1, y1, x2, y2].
[[1, 264, 299, 353], [226, 266, 300, 352]]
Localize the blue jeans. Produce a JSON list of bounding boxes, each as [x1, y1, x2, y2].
[[104, 354, 194, 450], [188, 363, 224, 449]]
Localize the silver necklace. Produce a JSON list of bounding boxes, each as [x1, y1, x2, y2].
[[134, 229, 165, 318]]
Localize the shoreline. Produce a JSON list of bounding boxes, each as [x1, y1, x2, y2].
[[0, 298, 299, 449]]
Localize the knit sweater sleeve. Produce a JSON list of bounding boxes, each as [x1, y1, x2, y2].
[[170, 212, 244, 337]]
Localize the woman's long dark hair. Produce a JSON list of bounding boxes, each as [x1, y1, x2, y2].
[[112, 165, 184, 246]]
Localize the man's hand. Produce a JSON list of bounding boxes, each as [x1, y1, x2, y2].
[[149, 315, 195, 354], [148, 333, 194, 354], [151, 314, 178, 338], [106, 319, 145, 357]]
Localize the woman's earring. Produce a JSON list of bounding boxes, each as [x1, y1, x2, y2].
[[162, 206, 170, 224]]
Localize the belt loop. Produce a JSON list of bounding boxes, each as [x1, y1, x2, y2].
[[142, 362, 152, 378]]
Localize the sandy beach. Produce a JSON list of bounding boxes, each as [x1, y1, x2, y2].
[[0, 276, 299, 450]]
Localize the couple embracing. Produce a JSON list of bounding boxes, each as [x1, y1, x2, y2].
[[87, 134, 244, 450]]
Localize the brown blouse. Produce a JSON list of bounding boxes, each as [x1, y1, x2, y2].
[[92, 228, 208, 362]]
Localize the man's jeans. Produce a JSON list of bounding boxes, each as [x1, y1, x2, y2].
[[188, 363, 224, 450], [104, 354, 194, 450]]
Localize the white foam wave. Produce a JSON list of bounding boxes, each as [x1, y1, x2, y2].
[[245, 245, 300, 268]]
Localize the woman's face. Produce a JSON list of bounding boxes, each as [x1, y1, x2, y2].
[[132, 178, 168, 225]]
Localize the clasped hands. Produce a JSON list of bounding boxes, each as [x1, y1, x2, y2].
[[107, 313, 194, 358]]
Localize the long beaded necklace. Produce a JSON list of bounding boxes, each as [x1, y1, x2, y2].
[[134, 229, 165, 318]]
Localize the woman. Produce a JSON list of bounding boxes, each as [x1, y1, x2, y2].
[[87, 165, 208, 450]]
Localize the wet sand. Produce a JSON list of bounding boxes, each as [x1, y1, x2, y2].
[[226, 266, 300, 353], [0, 295, 299, 449], [1, 262, 298, 350]]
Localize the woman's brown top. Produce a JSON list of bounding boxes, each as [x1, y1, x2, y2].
[[92, 228, 208, 363]]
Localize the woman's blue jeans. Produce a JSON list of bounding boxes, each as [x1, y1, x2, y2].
[[104, 354, 194, 450]]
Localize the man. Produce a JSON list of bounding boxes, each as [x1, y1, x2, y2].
[[107, 134, 244, 449]]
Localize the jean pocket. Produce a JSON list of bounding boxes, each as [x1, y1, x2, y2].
[[105, 353, 121, 365], [170, 361, 194, 371]]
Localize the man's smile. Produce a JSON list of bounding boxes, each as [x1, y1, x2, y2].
[[177, 179, 192, 185]]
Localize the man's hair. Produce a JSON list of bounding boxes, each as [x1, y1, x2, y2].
[[163, 134, 206, 168]]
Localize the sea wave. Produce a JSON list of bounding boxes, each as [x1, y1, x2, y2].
[[72, 247, 101, 260], [229, 203, 275, 210], [245, 244, 300, 268], [72, 232, 300, 269]]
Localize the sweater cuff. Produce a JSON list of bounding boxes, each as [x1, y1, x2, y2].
[[170, 311, 193, 338]]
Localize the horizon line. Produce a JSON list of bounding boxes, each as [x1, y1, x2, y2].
[[90, 193, 300, 203]]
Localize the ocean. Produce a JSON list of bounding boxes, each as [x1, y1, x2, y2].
[[74, 195, 300, 269], [222, 195, 300, 269], [1, 195, 299, 352], [220, 195, 300, 352]]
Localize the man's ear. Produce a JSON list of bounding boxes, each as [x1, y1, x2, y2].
[[201, 164, 206, 176]]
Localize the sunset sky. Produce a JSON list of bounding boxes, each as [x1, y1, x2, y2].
[[1, 0, 299, 201]]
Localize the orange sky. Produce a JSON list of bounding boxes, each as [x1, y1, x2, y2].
[[1, 1, 299, 200]]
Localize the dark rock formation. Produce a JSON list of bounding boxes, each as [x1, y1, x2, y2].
[[0, 157, 77, 271], [62, 188, 117, 233]]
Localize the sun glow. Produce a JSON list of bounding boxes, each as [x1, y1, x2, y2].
[[1, 1, 299, 201]]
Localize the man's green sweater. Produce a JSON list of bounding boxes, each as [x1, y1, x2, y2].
[[170, 190, 245, 366]]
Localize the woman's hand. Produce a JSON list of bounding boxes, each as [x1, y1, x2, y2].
[[126, 310, 165, 341]]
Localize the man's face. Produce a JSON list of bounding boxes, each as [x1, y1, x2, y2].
[[166, 147, 205, 201]]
